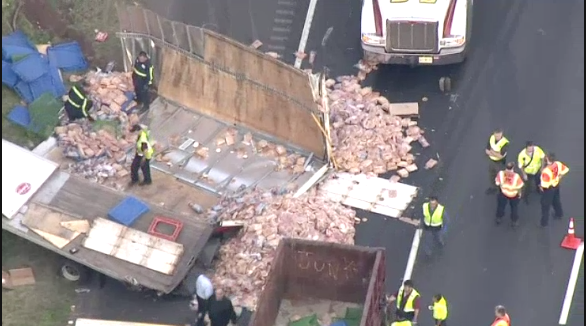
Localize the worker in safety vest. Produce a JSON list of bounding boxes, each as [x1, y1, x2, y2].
[[64, 81, 94, 122], [539, 153, 569, 227], [495, 162, 524, 227], [387, 280, 420, 323], [132, 51, 155, 111], [129, 124, 154, 186], [517, 141, 546, 204], [491, 305, 511, 326], [485, 129, 510, 195], [428, 294, 448, 326], [421, 196, 450, 256]]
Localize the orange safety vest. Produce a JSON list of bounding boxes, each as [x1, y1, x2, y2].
[[495, 171, 524, 198], [540, 161, 570, 189], [491, 313, 511, 326]]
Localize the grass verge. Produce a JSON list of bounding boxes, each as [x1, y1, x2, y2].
[[2, 231, 77, 326]]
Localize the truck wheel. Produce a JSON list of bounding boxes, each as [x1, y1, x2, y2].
[[60, 261, 86, 282]]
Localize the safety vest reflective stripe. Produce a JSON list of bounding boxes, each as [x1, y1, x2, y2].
[[517, 146, 545, 175], [396, 287, 420, 312], [67, 86, 88, 115], [432, 297, 448, 320], [136, 130, 154, 159], [541, 161, 570, 188], [133, 63, 154, 84], [423, 203, 444, 227], [488, 135, 509, 161], [133, 67, 147, 77], [495, 171, 524, 197]]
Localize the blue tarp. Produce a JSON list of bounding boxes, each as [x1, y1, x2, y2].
[[14, 80, 34, 103], [2, 30, 37, 62], [2, 60, 19, 87], [7, 105, 31, 128], [47, 41, 88, 72], [11, 53, 50, 82]]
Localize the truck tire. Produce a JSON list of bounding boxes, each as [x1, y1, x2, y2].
[[60, 260, 87, 282]]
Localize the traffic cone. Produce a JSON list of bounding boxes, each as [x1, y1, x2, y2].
[[561, 218, 582, 250]]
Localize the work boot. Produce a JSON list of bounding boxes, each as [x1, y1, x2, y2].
[[511, 220, 520, 228], [495, 217, 503, 225], [128, 180, 138, 187], [139, 180, 152, 186]]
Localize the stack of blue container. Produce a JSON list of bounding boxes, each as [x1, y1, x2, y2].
[[2, 30, 89, 103]]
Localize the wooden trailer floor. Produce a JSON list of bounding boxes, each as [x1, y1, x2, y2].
[[17, 169, 217, 293], [275, 299, 362, 326]]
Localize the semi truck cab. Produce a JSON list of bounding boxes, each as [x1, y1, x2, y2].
[[361, 0, 473, 65]]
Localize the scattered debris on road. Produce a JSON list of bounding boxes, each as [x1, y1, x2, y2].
[[325, 76, 428, 177], [211, 187, 356, 310], [250, 40, 263, 49]]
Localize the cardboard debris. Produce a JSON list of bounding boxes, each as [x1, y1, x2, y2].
[[265, 52, 280, 59], [294, 51, 307, 59], [210, 187, 356, 310], [425, 159, 438, 169], [60, 220, 91, 233], [250, 40, 263, 49], [4, 268, 36, 287]]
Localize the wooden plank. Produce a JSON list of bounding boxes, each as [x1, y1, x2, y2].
[[21, 204, 81, 241], [388, 102, 419, 117], [29, 227, 78, 249], [60, 220, 91, 233], [83, 218, 184, 275], [336, 173, 419, 195], [319, 173, 418, 218], [7, 267, 36, 286]]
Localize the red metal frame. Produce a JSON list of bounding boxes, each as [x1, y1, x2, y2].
[[147, 216, 183, 242]]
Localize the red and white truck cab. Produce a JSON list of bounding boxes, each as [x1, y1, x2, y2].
[[361, 0, 473, 65]]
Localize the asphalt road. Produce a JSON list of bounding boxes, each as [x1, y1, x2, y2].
[[77, 0, 583, 325]]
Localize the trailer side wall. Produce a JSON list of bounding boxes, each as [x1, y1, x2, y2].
[[250, 239, 385, 326]]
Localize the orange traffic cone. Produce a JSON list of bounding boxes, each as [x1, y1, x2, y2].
[[561, 218, 582, 250]]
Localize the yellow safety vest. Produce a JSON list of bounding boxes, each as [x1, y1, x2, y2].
[[67, 85, 89, 116], [391, 321, 412, 326], [488, 135, 509, 161], [136, 130, 154, 160], [495, 171, 524, 198], [540, 161, 570, 189], [517, 146, 545, 175], [396, 287, 420, 312], [432, 296, 448, 321], [423, 203, 444, 227]]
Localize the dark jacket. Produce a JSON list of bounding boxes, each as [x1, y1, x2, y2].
[[208, 295, 237, 326]]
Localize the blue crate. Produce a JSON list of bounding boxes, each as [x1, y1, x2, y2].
[[14, 80, 34, 103], [11, 53, 50, 83], [2, 60, 19, 87], [47, 41, 88, 72], [108, 196, 150, 226], [7, 105, 31, 128]]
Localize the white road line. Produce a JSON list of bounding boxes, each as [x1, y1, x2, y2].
[[403, 228, 423, 282], [275, 18, 293, 24], [294, 0, 319, 68], [559, 242, 584, 325]]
